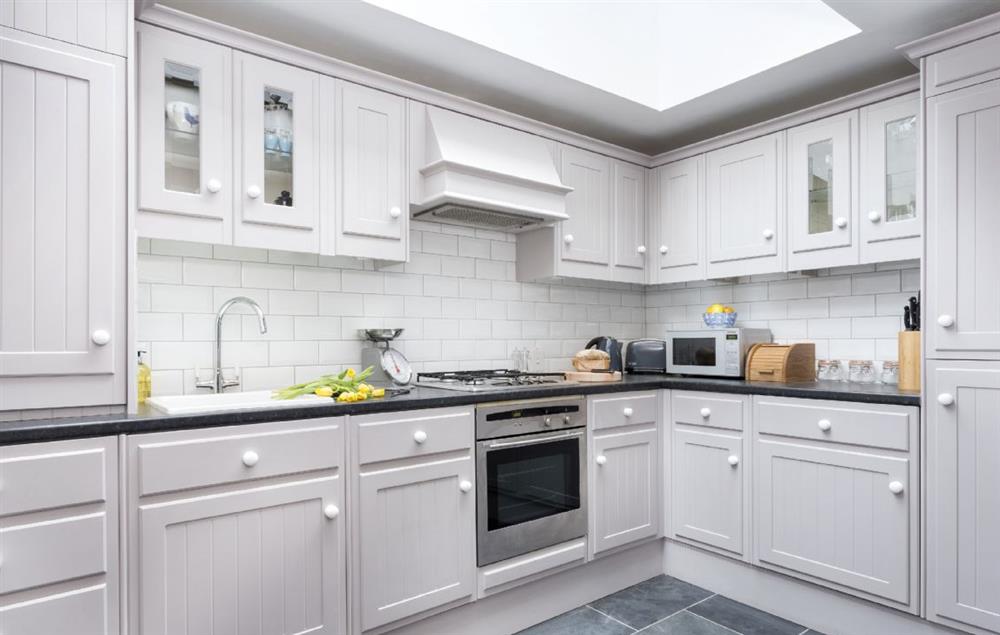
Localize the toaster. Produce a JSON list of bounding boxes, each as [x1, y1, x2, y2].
[[624, 339, 667, 374]]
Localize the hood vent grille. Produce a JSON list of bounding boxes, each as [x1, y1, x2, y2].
[[413, 203, 545, 230]]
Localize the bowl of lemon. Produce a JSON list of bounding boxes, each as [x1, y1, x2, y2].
[[703, 304, 737, 328]]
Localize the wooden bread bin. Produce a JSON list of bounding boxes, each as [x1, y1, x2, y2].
[[745, 343, 816, 382]]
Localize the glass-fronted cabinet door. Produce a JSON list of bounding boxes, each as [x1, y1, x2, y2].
[[860, 94, 920, 263], [787, 110, 858, 270], [234, 52, 320, 252], [137, 25, 232, 244]]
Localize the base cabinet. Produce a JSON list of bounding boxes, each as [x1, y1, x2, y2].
[[591, 427, 660, 555]]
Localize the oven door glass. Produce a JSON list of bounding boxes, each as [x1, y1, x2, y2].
[[672, 337, 718, 367], [486, 436, 581, 531]]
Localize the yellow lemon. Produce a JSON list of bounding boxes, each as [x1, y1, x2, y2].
[[314, 386, 334, 397], [706, 303, 726, 314], [723, 306, 735, 314]]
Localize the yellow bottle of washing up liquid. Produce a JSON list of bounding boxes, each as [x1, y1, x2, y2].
[[137, 350, 152, 405]]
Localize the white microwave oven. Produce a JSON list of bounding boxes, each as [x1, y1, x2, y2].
[[665, 328, 772, 377]]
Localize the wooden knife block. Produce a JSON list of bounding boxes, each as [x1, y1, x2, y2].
[[898, 331, 921, 391]]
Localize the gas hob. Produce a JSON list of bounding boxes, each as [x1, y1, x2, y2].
[[416, 369, 575, 393]]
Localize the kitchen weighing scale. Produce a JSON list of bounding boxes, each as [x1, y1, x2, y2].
[[359, 328, 413, 386]]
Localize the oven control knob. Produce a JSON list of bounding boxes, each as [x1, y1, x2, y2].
[[563, 415, 572, 425], [543, 417, 552, 427]]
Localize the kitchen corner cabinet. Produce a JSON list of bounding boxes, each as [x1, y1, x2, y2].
[[706, 132, 785, 278], [326, 79, 408, 261], [927, 361, 1000, 633], [859, 93, 920, 264], [137, 25, 233, 245], [612, 161, 647, 283], [128, 419, 346, 635], [0, 437, 119, 635], [651, 155, 705, 284], [927, 79, 1000, 359], [0, 28, 125, 411], [786, 111, 859, 270], [233, 52, 321, 252]]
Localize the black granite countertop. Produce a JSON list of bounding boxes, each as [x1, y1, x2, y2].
[[0, 375, 920, 445]]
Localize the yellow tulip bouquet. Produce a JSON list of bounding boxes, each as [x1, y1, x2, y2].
[[272, 366, 385, 402]]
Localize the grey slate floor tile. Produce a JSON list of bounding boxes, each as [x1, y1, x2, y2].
[[687, 595, 804, 635], [589, 575, 714, 630], [641, 610, 736, 635], [517, 606, 635, 635]]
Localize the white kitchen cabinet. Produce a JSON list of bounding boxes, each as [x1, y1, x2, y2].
[[859, 93, 921, 263], [612, 160, 647, 282], [706, 132, 785, 278], [233, 52, 320, 252], [651, 155, 705, 284], [927, 79, 1000, 360], [128, 418, 347, 635], [327, 79, 408, 261], [786, 111, 859, 270], [0, 0, 128, 56], [591, 427, 660, 555], [559, 146, 612, 267], [0, 28, 125, 411], [137, 24, 233, 245], [927, 361, 1000, 633], [0, 436, 119, 635]]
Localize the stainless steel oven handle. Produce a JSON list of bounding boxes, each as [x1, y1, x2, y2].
[[486, 429, 584, 449]]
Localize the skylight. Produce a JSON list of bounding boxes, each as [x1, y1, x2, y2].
[[363, 0, 861, 112]]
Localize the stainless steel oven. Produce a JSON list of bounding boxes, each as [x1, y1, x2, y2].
[[475, 396, 587, 566]]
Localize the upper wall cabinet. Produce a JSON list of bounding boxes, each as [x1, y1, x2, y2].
[[233, 52, 320, 252], [0, 29, 125, 410], [651, 156, 705, 284], [706, 132, 785, 278], [612, 161, 647, 283], [0, 0, 128, 56], [561, 146, 612, 266], [787, 111, 859, 270], [859, 94, 921, 264], [137, 26, 233, 245], [326, 79, 407, 261]]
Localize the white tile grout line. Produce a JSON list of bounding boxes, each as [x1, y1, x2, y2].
[[585, 605, 640, 632], [632, 593, 718, 634]]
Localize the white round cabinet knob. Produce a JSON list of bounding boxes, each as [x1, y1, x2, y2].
[[700, 407, 711, 418], [459, 480, 473, 493], [817, 419, 832, 432], [91, 329, 111, 346], [636, 245, 647, 254], [835, 217, 848, 229], [563, 234, 575, 245], [889, 481, 905, 495], [868, 210, 882, 223], [206, 178, 222, 193], [324, 504, 340, 519], [242, 450, 259, 467], [728, 455, 740, 467], [659, 245, 669, 255], [937, 314, 954, 328], [623, 407, 634, 417], [937, 393, 954, 406], [246, 185, 261, 199], [762, 229, 775, 240], [596, 455, 607, 466], [413, 430, 427, 444], [389, 206, 402, 219]]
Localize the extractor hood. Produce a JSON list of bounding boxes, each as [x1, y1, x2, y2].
[[411, 105, 572, 231]]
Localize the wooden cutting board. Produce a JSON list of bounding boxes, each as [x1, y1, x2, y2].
[[565, 371, 623, 383]]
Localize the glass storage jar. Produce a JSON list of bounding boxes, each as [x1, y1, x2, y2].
[[849, 360, 876, 383]]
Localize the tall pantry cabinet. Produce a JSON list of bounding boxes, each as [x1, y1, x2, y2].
[[909, 15, 1000, 635]]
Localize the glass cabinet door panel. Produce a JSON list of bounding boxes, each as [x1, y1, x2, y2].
[[885, 115, 917, 223], [164, 61, 200, 194], [807, 138, 833, 234], [263, 86, 294, 207]]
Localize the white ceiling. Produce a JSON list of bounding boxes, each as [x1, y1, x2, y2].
[[157, 0, 1000, 155]]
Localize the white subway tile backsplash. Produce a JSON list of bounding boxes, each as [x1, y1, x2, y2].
[[829, 295, 875, 317], [268, 341, 319, 366], [151, 284, 213, 313], [138, 313, 183, 341], [342, 270, 384, 294], [268, 290, 317, 316], [458, 236, 491, 259], [294, 316, 342, 340], [786, 298, 829, 318], [184, 258, 242, 287], [852, 270, 900, 295], [213, 244, 268, 262], [320, 292, 364, 316], [422, 232, 458, 256], [243, 263, 294, 289], [182, 313, 241, 341], [138, 255, 182, 284], [807, 275, 852, 297], [852, 316, 902, 338]]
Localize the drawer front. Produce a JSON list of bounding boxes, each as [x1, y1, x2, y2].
[[591, 391, 658, 430], [672, 391, 745, 431], [755, 397, 911, 451], [0, 440, 108, 517], [0, 584, 108, 634], [477, 538, 586, 597], [356, 407, 473, 465], [0, 512, 108, 594], [135, 419, 343, 496]]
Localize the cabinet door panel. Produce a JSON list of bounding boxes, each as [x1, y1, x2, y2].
[[592, 427, 659, 554], [560, 147, 611, 266], [0, 31, 120, 383], [358, 456, 475, 630], [137, 477, 344, 635], [137, 25, 232, 242], [654, 156, 704, 283], [755, 440, 912, 604], [612, 161, 646, 272], [672, 429, 743, 556], [859, 94, 920, 263], [928, 362, 1000, 632], [927, 80, 1000, 358]]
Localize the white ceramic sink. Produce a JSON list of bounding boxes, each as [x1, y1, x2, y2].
[[147, 390, 329, 415]]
